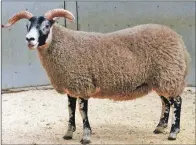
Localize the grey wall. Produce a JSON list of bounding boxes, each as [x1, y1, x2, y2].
[[2, 1, 195, 89]]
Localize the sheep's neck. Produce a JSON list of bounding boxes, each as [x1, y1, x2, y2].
[[37, 24, 76, 62], [37, 24, 74, 51], [37, 43, 49, 49]]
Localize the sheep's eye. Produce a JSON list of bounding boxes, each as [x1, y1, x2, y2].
[[45, 25, 50, 29]]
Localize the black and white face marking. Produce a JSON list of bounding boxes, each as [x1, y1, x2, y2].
[[26, 16, 55, 49]]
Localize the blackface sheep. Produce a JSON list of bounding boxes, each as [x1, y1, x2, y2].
[[2, 9, 190, 144]]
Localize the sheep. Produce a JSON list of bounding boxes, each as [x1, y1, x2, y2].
[[2, 9, 190, 144]]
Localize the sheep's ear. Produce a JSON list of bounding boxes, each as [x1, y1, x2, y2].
[[51, 17, 60, 25], [49, 19, 55, 26]]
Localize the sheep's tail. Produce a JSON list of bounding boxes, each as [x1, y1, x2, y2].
[[183, 44, 191, 77]]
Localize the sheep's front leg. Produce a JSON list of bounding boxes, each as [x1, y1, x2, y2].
[[154, 96, 170, 134], [168, 96, 182, 140], [63, 95, 77, 140], [78, 98, 92, 144]]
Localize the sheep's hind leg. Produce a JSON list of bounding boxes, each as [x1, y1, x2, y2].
[[168, 96, 182, 140], [63, 95, 77, 140], [78, 98, 92, 144], [154, 96, 170, 134]]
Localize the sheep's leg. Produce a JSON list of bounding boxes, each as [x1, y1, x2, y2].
[[154, 96, 170, 134], [168, 96, 182, 140], [78, 98, 92, 144], [63, 95, 77, 140]]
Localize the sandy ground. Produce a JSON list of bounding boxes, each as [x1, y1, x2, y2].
[[2, 87, 195, 144]]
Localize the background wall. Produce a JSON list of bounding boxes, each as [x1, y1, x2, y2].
[[2, 1, 195, 89]]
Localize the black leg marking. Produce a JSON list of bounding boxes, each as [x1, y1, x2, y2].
[[168, 96, 182, 140], [154, 96, 170, 134], [78, 98, 92, 144], [63, 95, 77, 140]]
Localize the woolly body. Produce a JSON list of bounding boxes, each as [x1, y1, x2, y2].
[[38, 23, 189, 101]]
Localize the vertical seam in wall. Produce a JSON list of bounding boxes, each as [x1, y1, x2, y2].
[[64, 1, 66, 27], [1, 1, 2, 141], [195, 1, 196, 87], [76, 1, 79, 31]]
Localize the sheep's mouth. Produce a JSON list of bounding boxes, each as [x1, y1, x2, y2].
[[28, 44, 35, 47], [28, 43, 38, 50]]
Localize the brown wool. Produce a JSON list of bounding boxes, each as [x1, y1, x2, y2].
[[37, 23, 190, 101]]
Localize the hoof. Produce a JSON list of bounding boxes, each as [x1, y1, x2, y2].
[[80, 128, 91, 144], [63, 135, 73, 140], [168, 136, 176, 140], [63, 130, 74, 140], [168, 128, 180, 140], [80, 139, 91, 144], [153, 129, 163, 134], [168, 133, 177, 140], [153, 126, 164, 134]]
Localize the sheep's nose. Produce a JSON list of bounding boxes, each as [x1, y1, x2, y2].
[[26, 37, 35, 42]]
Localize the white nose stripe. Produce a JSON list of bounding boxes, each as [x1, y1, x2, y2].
[[26, 27, 39, 42]]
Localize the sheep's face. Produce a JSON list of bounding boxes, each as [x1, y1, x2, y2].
[[2, 9, 75, 49], [26, 16, 55, 49]]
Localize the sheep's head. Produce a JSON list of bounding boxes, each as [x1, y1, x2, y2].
[[2, 9, 75, 50]]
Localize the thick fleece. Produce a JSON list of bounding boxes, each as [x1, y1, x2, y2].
[[37, 23, 190, 101]]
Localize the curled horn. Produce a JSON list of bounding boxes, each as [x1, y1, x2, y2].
[[2, 11, 33, 28], [44, 9, 75, 21]]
